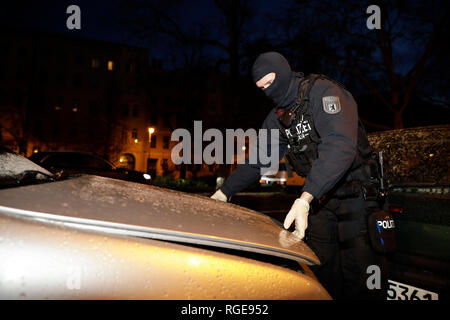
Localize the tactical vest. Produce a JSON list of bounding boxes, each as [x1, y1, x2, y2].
[[278, 74, 374, 178]]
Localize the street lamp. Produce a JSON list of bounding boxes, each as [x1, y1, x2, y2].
[[148, 127, 155, 143]]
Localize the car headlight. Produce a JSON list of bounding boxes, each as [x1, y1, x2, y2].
[[143, 174, 151, 180]]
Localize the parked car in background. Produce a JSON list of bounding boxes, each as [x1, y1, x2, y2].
[[385, 183, 450, 300], [368, 125, 450, 300], [260, 170, 287, 187], [259, 162, 305, 188], [29, 151, 151, 185], [0, 147, 330, 299]]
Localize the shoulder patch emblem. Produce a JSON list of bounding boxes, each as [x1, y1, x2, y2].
[[322, 96, 341, 114]]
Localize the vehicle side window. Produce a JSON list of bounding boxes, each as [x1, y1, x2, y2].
[[79, 154, 112, 169], [41, 153, 112, 169], [42, 154, 81, 168]]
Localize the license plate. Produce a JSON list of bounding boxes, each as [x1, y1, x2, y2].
[[387, 280, 439, 300]]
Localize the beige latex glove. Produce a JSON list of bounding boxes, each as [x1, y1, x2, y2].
[[210, 189, 227, 202], [283, 198, 310, 240]]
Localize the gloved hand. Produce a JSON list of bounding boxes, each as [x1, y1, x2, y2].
[[283, 198, 310, 240], [210, 189, 227, 202]]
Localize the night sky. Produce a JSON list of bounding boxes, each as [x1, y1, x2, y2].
[[1, 0, 281, 68], [2, 0, 449, 126], [1, 1, 435, 74]]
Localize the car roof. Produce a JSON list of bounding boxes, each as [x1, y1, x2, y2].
[[0, 175, 319, 265]]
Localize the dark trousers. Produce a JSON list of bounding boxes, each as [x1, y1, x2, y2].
[[305, 193, 388, 300]]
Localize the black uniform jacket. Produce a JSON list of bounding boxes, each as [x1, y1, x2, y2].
[[220, 76, 359, 200]]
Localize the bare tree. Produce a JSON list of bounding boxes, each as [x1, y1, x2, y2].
[[272, 0, 449, 129], [116, 0, 254, 118]]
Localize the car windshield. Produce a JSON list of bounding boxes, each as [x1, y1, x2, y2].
[[40, 153, 114, 170], [0, 147, 55, 188]]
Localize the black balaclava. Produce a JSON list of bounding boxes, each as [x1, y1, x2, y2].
[[252, 52, 292, 107]]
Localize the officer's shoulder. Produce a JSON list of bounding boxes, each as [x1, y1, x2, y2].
[[311, 77, 342, 95], [265, 107, 278, 119], [261, 107, 280, 128]]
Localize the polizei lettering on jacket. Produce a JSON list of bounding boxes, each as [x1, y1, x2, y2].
[[285, 119, 312, 141]]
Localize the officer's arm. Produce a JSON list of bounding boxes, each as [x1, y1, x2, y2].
[[302, 81, 358, 199], [219, 110, 288, 200]]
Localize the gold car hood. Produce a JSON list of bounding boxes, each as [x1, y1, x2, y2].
[[0, 175, 319, 265]]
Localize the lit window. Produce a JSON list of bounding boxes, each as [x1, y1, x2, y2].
[[56, 97, 63, 109], [72, 98, 80, 112], [91, 58, 99, 68], [119, 154, 136, 170], [107, 60, 114, 71]]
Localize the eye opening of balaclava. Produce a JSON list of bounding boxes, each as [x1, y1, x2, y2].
[[252, 52, 292, 107]]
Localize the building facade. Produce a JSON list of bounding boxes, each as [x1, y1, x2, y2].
[[0, 28, 221, 179], [1, 28, 303, 183]]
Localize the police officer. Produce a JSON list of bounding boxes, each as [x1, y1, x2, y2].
[[211, 52, 386, 299]]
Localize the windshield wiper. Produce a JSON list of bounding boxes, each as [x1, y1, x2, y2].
[[0, 170, 58, 188]]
